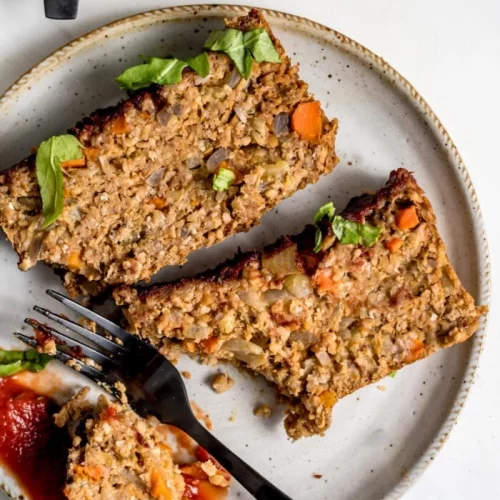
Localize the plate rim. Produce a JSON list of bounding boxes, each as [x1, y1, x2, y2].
[[0, 5, 491, 499]]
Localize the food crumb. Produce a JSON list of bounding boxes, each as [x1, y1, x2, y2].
[[79, 317, 97, 333], [253, 404, 272, 418], [228, 409, 237, 422], [212, 373, 235, 394], [313, 473, 323, 479], [181, 371, 191, 379], [377, 385, 386, 391], [347, 161, 353, 166]]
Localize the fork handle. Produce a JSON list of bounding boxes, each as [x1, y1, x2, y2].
[[183, 419, 293, 500]]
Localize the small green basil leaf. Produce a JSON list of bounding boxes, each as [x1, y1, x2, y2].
[[204, 29, 244, 52], [116, 57, 188, 90], [213, 167, 236, 191], [243, 29, 281, 63], [313, 227, 323, 253], [204, 29, 248, 77], [0, 349, 53, 377], [186, 52, 210, 77], [314, 202, 335, 225], [36, 135, 84, 228], [242, 50, 254, 79], [332, 216, 381, 247]]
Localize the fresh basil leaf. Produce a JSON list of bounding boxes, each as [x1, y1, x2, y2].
[[204, 29, 244, 52], [204, 29, 248, 77], [243, 29, 281, 63], [314, 202, 335, 225], [0, 349, 52, 377], [313, 227, 324, 253], [242, 50, 254, 79], [186, 52, 210, 77], [332, 216, 381, 247], [116, 57, 188, 90], [312, 202, 336, 253], [36, 135, 84, 228], [213, 167, 236, 191]]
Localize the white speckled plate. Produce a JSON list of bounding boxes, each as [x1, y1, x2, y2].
[[0, 5, 490, 500]]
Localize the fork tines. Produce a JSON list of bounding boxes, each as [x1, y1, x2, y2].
[[14, 289, 130, 388]]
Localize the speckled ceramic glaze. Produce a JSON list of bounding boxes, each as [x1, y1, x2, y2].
[[0, 5, 490, 500]]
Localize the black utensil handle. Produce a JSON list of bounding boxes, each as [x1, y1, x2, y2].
[[184, 419, 293, 500], [44, 0, 79, 19]]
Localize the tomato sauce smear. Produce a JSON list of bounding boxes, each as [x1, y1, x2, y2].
[[0, 377, 68, 500]]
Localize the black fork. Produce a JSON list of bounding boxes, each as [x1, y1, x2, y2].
[[16, 289, 293, 500]]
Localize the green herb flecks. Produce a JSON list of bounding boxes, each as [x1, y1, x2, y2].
[[186, 52, 211, 78], [204, 28, 281, 79], [0, 349, 53, 378], [389, 371, 397, 378], [243, 29, 281, 63], [313, 202, 336, 253], [36, 135, 84, 228], [116, 57, 188, 90], [312, 202, 381, 253], [213, 167, 236, 192], [332, 216, 381, 247], [118, 27, 280, 90]]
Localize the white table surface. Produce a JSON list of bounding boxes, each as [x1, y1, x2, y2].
[[0, 0, 499, 498]]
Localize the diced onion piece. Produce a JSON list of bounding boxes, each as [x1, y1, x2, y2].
[[284, 274, 313, 298], [238, 290, 265, 311], [170, 103, 182, 116], [263, 289, 292, 305], [184, 324, 210, 340], [222, 339, 266, 368], [26, 232, 47, 267], [206, 148, 229, 173], [289, 330, 317, 347], [273, 113, 290, 136], [157, 106, 173, 125], [262, 244, 299, 277], [262, 160, 289, 180], [234, 106, 248, 124], [315, 351, 331, 366], [146, 167, 165, 186], [185, 157, 202, 170], [226, 69, 242, 88]]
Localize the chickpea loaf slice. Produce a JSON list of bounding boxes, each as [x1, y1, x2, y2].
[[114, 169, 487, 439], [55, 388, 185, 500], [0, 9, 338, 296]]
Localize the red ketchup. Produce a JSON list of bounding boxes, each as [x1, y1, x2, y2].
[[0, 377, 67, 500]]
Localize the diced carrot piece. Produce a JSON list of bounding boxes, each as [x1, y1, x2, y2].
[[406, 339, 425, 363], [150, 197, 167, 209], [150, 469, 173, 500], [74, 465, 108, 481], [60, 158, 86, 168], [318, 390, 337, 408], [291, 101, 322, 142], [84, 147, 100, 161], [386, 237, 404, 253], [200, 336, 218, 354], [111, 114, 128, 135], [67, 251, 82, 271], [395, 206, 419, 230], [313, 268, 337, 292]]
